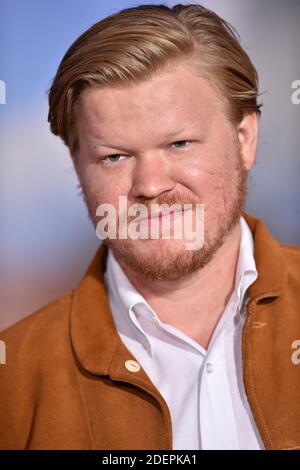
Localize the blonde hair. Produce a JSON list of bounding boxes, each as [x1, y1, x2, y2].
[[47, 3, 262, 155]]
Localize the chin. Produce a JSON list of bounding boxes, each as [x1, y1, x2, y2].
[[109, 237, 212, 282]]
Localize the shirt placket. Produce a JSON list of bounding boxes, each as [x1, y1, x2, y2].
[[199, 300, 241, 450]]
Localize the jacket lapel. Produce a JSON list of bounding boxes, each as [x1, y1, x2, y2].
[[242, 212, 300, 449], [70, 212, 300, 450], [69, 244, 173, 449]]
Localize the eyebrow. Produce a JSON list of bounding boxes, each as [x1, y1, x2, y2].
[[165, 126, 199, 137], [88, 126, 200, 150]]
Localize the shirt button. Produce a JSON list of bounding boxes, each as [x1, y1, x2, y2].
[[206, 362, 214, 373], [241, 303, 248, 316], [125, 360, 141, 373]]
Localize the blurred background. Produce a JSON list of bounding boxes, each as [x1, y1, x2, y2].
[[0, 0, 299, 330]]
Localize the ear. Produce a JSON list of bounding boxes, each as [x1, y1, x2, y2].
[[237, 112, 259, 171]]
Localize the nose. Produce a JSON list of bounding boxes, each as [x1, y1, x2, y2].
[[130, 152, 175, 200]]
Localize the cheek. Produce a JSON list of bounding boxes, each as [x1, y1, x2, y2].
[[174, 147, 238, 202], [78, 162, 127, 204], [173, 155, 225, 196]]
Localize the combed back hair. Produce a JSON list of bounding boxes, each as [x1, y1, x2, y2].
[[47, 3, 262, 155]]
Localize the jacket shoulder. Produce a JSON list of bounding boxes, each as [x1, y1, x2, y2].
[[0, 290, 73, 341], [0, 291, 74, 449], [0, 290, 74, 375], [279, 243, 300, 291], [280, 243, 300, 268]]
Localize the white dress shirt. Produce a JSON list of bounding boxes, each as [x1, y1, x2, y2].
[[103, 216, 264, 450]]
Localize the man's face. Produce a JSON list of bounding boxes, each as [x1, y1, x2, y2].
[[73, 61, 256, 281]]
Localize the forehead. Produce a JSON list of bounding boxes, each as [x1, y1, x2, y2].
[[76, 62, 223, 140]]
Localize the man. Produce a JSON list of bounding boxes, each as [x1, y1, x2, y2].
[[1, 3, 300, 450]]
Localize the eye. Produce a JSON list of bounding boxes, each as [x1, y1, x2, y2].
[[172, 140, 190, 149], [102, 154, 127, 163]]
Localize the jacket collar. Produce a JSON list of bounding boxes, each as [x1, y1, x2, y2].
[[242, 211, 287, 302], [70, 211, 288, 377]]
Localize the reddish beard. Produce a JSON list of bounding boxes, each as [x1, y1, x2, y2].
[[101, 153, 248, 282]]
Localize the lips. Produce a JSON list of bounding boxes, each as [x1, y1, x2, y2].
[[133, 208, 185, 224]]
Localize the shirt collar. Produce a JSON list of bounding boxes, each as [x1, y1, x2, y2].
[[235, 216, 258, 313], [104, 247, 159, 357], [105, 248, 157, 321], [104, 215, 258, 355]]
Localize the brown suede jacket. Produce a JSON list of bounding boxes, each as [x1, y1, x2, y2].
[[0, 211, 300, 450]]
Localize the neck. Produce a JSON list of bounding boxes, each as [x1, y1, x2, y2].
[[116, 221, 241, 349]]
